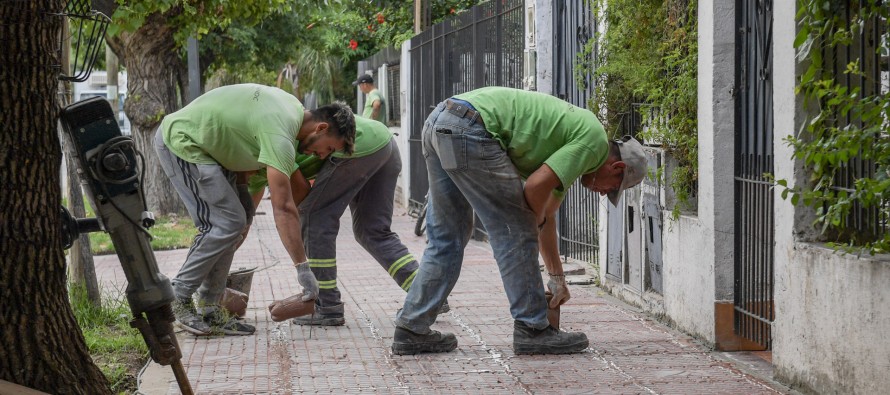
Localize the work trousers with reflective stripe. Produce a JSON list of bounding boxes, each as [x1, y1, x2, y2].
[[300, 139, 418, 307]]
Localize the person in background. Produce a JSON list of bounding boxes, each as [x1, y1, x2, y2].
[[354, 74, 386, 123]]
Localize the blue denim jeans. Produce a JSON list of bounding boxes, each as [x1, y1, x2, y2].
[[394, 101, 550, 334]]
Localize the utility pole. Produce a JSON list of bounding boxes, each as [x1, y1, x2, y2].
[[106, 43, 119, 120]]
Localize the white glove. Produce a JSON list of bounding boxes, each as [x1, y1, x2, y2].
[[295, 262, 319, 302], [547, 273, 570, 308]]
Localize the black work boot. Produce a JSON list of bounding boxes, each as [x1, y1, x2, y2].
[[292, 302, 346, 326], [391, 327, 458, 355], [513, 320, 588, 355]]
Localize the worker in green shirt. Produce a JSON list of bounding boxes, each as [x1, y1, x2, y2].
[[354, 74, 386, 123], [250, 117, 446, 325], [154, 84, 355, 336], [392, 87, 647, 355]]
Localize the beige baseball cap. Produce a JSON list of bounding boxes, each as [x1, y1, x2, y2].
[[607, 136, 648, 206]]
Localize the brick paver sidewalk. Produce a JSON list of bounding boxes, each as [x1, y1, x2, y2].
[[94, 200, 792, 394]]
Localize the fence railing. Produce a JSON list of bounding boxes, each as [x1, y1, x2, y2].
[[553, 0, 599, 265], [407, 0, 525, 212], [822, 5, 889, 242]]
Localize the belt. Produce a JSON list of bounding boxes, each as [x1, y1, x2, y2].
[[445, 99, 485, 127]]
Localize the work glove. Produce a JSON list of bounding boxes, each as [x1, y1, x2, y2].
[[295, 261, 319, 302], [547, 273, 570, 308]]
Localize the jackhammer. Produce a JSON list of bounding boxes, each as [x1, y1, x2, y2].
[[58, 97, 193, 394]]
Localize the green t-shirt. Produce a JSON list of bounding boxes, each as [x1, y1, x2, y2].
[[247, 116, 393, 194], [161, 83, 304, 177], [454, 87, 608, 195], [362, 89, 386, 123]]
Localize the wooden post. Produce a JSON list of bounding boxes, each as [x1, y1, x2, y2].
[[62, 18, 100, 306]]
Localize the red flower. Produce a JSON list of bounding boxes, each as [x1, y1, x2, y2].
[[349, 40, 358, 50], [367, 24, 374, 31], [376, 12, 385, 24], [450, 8, 456, 14]]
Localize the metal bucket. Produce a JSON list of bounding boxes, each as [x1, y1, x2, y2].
[[226, 267, 257, 297]]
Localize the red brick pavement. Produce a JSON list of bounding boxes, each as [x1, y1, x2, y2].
[[93, 200, 792, 394]]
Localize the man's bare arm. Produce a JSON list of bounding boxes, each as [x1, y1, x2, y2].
[[266, 166, 306, 263], [371, 99, 382, 120], [524, 164, 566, 275]]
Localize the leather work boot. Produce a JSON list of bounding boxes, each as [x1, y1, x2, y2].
[[391, 326, 458, 355], [512, 320, 589, 355], [292, 302, 346, 326]]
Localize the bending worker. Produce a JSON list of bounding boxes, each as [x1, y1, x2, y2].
[[251, 116, 446, 325], [154, 83, 355, 336], [392, 86, 647, 355]]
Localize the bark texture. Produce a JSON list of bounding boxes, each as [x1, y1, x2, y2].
[[0, 2, 111, 393], [107, 11, 187, 215]]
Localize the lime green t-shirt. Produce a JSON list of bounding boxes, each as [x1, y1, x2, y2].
[[161, 84, 304, 177], [454, 87, 608, 194], [247, 116, 393, 194], [362, 89, 386, 123]]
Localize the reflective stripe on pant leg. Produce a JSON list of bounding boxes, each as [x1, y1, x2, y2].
[[385, 253, 420, 291], [308, 258, 339, 305]]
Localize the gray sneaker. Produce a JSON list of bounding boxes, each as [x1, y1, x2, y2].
[[391, 327, 458, 355], [173, 298, 211, 336], [512, 320, 588, 355], [204, 309, 255, 336]]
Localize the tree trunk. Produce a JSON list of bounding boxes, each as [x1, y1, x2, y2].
[[107, 12, 187, 216], [0, 2, 111, 393]]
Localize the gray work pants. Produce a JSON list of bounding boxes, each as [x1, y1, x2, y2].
[[300, 138, 418, 308], [153, 130, 247, 305]]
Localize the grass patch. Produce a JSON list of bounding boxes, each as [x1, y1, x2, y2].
[[89, 214, 196, 255], [62, 196, 196, 255], [70, 285, 149, 393]]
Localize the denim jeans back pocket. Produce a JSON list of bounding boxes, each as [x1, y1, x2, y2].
[[433, 129, 466, 171]]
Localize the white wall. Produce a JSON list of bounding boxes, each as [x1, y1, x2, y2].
[[395, 40, 413, 209], [533, 0, 552, 94], [772, 2, 890, 393]]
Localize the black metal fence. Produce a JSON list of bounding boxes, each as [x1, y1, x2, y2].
[[386, 64, 401, 126], [553, 0, 599, 265], [822, 4, 889, 242], [407, 0, 525, 213], [734, 0, 774, 350]]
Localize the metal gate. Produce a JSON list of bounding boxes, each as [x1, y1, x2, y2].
[[407, 0, 525, 232], [553, 0, 599, 265], [734, 0, 774, 350]]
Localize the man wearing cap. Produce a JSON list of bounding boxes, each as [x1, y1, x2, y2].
[[354, 74, 386, 123], [391, 86, 648, 355], [154, 84, 356, 336]]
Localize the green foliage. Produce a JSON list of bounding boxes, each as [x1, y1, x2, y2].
[[581, 0, 698, 218], [195, 0, 481, 103], [780, 1, 890, 255], [70, 285, 148, 393], [108, 0, 291, 44]]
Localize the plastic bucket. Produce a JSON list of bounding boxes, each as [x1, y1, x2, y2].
[[226, 267, 257, 296]]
